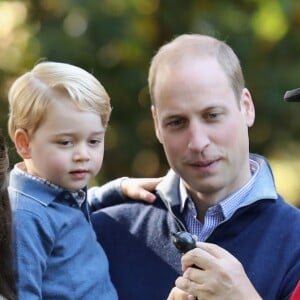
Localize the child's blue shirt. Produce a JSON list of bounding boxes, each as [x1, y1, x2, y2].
[[9, 165, 118, 300]]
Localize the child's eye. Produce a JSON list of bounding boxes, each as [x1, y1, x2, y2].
[[57, 140, 72, 146], [89, 139, 102, 145]]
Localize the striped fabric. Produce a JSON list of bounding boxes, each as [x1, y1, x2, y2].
[[15, 162, 86, 207], [181, 159, 259, 241]]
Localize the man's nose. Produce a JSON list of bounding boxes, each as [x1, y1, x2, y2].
[[187, 122, 210, 151]]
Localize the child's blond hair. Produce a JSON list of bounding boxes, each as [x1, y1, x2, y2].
[[8, 61, 111, 142]]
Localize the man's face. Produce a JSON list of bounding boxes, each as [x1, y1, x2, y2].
[[152, 57, 255, 204]]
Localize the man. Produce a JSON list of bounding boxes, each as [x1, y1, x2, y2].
[[282, 88, 300, 300], [90, 34, 300, 300]]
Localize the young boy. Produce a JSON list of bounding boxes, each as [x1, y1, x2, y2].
[[7, 61, 118, 299]]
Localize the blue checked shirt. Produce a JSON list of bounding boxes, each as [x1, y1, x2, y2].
[[181, 159, 259, 241], [9, 164, 118, 300]]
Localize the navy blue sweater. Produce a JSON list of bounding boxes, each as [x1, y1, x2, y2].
[[90, 156, 300, 300], [92, 196, 300, 300]]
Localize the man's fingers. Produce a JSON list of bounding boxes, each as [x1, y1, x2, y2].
[[175, 276, 201, 298], [136, 189, 157, 203], [196, 242, 236, 259], [167, 286, 196, 300], [181, 242, 242, 273], [181, 247, 214, 271], [120, 177, 164, 202]]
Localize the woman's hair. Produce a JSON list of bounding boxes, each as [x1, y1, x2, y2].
[[148, 34, 245, 105], [8, 61, 111, 142], [0, 132, 17, 300]]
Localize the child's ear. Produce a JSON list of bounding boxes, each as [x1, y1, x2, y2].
[[15, 129, 31, 159]]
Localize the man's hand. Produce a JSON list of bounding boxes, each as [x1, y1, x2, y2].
[[167, 287, 196, 300], [169, 242, 262, 300], [120, 177, 163, 203]]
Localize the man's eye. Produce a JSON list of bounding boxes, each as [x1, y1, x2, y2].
[[166, 119, 186, 128], [207, 112, 221, 119]]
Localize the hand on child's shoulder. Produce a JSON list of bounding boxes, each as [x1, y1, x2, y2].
[[120, 177, 164, 203]]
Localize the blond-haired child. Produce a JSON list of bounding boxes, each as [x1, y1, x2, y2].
[[8, 61, 118, 299]]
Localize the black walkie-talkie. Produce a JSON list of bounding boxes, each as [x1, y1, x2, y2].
[[172, 231, 197, 254], [284, 88, 300, 102], [160, 192, 198, 254]]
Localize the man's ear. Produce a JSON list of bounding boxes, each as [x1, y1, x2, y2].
[[15, 129, 31, 159], [151, 105, 163, 143], [240, 88, 255, 127]]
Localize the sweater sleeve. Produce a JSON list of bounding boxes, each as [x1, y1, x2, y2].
[[13, 209, 55, 299], [87, 177, 128, 211]]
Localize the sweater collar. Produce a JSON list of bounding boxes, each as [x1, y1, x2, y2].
[[156, 153, 278, 209]]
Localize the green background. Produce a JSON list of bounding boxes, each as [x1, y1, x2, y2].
[[0, 0, 299, 205]]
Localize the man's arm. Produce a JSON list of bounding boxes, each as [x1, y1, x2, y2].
[[88, 177, 162, 211]]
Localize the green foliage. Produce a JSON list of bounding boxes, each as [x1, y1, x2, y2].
[[0, 0, 299, 203]]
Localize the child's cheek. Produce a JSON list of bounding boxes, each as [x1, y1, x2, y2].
[[49, 157, 70, 174]]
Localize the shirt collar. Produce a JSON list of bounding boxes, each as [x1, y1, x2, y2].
[[179, 157, 260, 217], [13, 162, 86, 207], [15, 162, 63, 191]]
